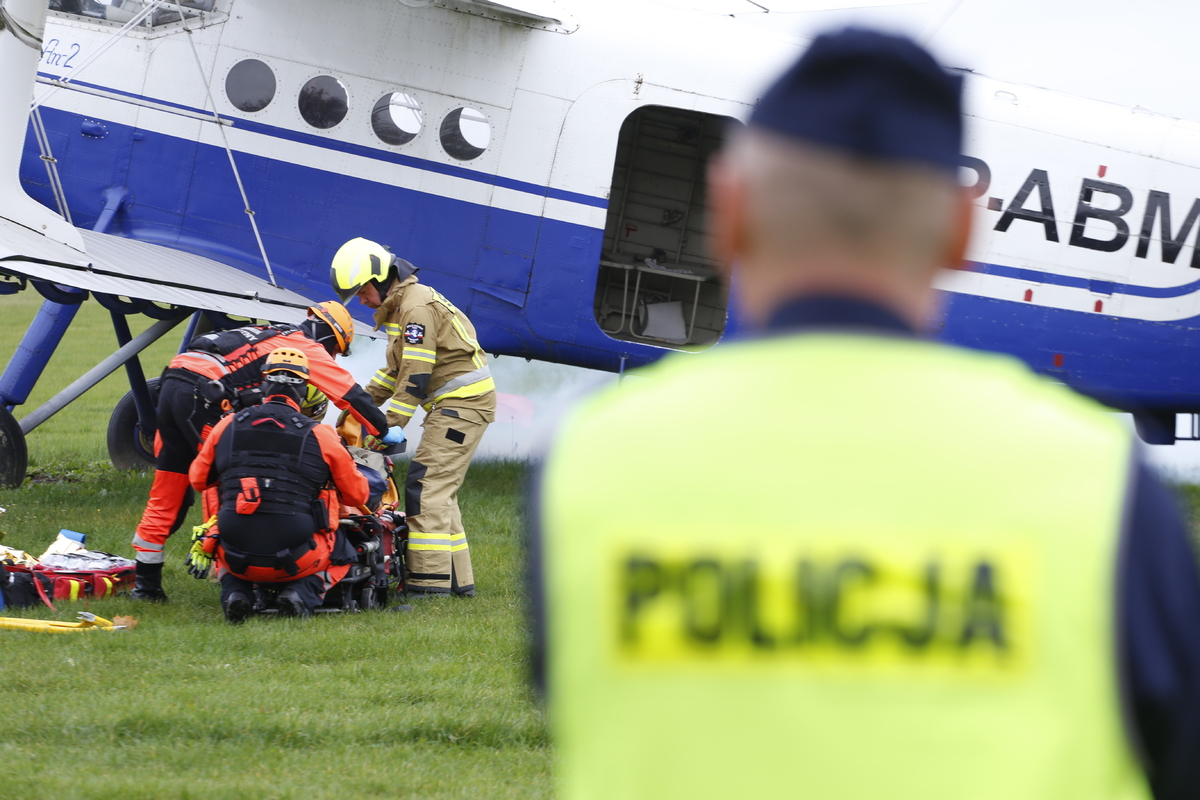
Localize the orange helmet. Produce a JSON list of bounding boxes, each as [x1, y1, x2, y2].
[[305, 301, 354, 356], [262, 347, 310, 385]]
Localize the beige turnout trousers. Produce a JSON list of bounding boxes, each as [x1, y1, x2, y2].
[[404, 405, 490, 594]]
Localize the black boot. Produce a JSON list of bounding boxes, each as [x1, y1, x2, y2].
[[222, 591, 253, 624], [275, 588, 312, 618], [131, 561, 169, 602]]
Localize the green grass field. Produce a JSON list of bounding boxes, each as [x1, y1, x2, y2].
[[5, 291, 1200, 800], [0, 293, 548, 799]]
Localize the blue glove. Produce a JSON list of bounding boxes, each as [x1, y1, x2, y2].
[[381, 425, 406, 445]]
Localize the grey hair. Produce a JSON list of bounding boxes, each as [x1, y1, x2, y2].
[[725, 129, 960, 272]]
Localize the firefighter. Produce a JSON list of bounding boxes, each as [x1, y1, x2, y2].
[[188, 347, 370, 622], [534, 28, 1200, 800], [130, 301, 395, 601], [331, 238, 495, 597]]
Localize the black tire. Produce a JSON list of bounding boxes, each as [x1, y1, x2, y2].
[[0, 406, 28, 488], [358, 581, 381, 611], [107, 378, 160, 471]]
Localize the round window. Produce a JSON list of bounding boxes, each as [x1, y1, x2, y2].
[[298, 76, 348, 130], [440, 107, 491, 160], [225, 59, 275, 113], [372, 92, 423, 146]]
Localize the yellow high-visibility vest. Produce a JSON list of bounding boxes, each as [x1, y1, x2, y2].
[[541, 332, 1151, 800]]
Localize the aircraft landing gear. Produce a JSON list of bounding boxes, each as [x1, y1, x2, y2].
[[0, 406, 28, 488], [107, 378, 160, 471]]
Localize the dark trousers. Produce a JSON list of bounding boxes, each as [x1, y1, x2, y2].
[[132, 373, 224, 561], [220, 572, 327, 614]]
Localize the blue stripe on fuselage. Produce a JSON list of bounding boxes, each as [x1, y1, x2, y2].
[[938, 289, 1200, 411], [973, 261, 1200, 299], [19, 103, 1200, 405], [19, 103, 659, 373]]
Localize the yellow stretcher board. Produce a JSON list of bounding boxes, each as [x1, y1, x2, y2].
[[0, 612, 136, 633]]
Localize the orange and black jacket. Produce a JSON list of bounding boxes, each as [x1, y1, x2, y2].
[[168, 323, 386, 436], [189, 396, 369, 523]]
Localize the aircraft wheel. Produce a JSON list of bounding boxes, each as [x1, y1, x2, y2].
[[107, 378, 160, 471], [0, 406, 28, 488]]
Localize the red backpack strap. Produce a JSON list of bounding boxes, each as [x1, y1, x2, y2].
[[33, 572, 57, 611]]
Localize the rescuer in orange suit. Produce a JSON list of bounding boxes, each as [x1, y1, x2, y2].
[[189, 347, 370, 622], [130, 302, 388, 602]]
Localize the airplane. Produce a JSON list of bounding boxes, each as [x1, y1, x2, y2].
[[0, 0, 1197, 489]]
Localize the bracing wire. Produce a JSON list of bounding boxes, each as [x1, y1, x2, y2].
[[28, 106, 71, 224], [171, 0, 277, 287]]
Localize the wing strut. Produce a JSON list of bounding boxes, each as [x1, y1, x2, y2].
[[110, 308, 158, 445], [18, 314, 185, 434]]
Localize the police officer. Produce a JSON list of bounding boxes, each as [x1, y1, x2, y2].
[[331, 238, 495, 597], [534, 29, 1200, 800], [131, 301, 394, 601], [188, 347, 369, 622]]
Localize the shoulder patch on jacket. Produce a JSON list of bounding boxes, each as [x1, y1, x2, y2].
[[403, 323, 426, 345]]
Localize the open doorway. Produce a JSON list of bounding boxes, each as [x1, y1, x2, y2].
[[593, 106, 735, 350]]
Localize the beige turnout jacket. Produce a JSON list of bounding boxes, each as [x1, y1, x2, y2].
[[366, 276, 496, 427]]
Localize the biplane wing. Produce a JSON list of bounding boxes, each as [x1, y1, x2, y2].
[[0, 217, 314, 323], [418, 0, 567, 27]]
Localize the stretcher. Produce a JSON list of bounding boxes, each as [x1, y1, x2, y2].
[[256, 505, 407, 614], [246, 413, 410, 614], [0, 611, 135, 633]]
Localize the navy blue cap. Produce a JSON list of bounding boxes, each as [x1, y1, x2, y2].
[[749, 27, 962, 173]]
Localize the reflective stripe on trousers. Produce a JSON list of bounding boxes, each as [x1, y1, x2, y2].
[[407, 532, 469, 552], [404, 410, 486, 593]]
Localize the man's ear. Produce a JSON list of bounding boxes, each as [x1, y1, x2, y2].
[[944, 187, 974, 270], [708, 152, 748, 286]]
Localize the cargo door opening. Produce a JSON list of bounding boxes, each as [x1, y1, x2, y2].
[[594, 106, 734, 350]]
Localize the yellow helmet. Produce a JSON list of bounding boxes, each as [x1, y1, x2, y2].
[[262, 347, 310, 385], [306, 301, 354, 355], [329, 237, 417, 302], [301, 384, 329, 420]]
